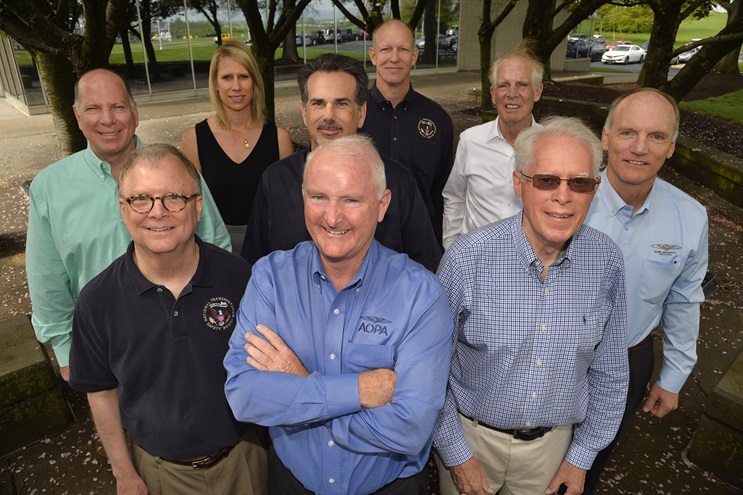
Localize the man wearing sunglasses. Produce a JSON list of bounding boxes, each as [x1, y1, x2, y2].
[[434, 116, 629, 495], [582, 89, 709, 494], [69, 144, 266, 495]]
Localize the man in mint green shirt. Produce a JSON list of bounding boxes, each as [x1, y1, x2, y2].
[[26, 69, 230, 381]]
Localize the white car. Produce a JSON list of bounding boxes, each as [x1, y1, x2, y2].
[[601, 45, 646, 64], [678, 46, 700, 63]]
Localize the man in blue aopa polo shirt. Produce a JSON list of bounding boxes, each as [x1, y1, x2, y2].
[[225, 134, 453, 495]]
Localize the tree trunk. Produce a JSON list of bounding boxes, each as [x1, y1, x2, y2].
[[121, 30, 135, 76], [421, 0, 437, 65], [522, 0, 558, 79], [713, 44, 743, 74], [666, 34, 743, 101], [714, 0, 742, 74], [479, 0, 495, 111], [637, 15, 679, 88], [33, 51, 86, 154], [255, 47, 277, 121], [282, 25, 300, 63], [143, 35, 160, 79], [479, 34, 493, 111]]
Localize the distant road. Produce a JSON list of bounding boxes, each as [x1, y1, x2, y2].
[[590, 59, 681, 76]]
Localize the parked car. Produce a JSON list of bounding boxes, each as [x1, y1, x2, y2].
[[442, 35, 458, 50], [606, 39, 631, 50], [566, 39, 592, 59], [601, 44, 646, 64], [308, 30, 325, 45], [352, 28, 370, 41], [678, 46, 700, 63], [323, 28, 348, 43], [338, 29, 353, 42], [294, 34, 314, 46], [592, 35, 607, 44], [589, 41, 607, 61], [446, 25, 458, 36], [416, 35, 447, 51]]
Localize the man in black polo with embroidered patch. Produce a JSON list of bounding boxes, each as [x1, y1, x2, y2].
[[242, 53, 441, 271], [360, 19, 454, 245], [69, 144, 265, 495]]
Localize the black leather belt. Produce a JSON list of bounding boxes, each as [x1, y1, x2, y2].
[[160, 445, 235, 470], [461, 413, 552, 441], [628, 333, 653, 354]]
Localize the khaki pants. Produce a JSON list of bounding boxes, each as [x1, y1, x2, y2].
[[436, 414, 572, 495], [131, 426, 268, 495]]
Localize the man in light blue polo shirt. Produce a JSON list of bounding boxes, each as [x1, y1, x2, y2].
[[26, 69, 230, 381], [583, 88, 709, 493]]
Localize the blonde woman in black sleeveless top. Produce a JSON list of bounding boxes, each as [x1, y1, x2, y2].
[[181, 41, 293, 254]]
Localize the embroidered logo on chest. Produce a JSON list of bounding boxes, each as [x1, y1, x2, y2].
[[358, 315, 392, 336], [418, 118, 437, 139], [651, 244, 681, 256], [203, 297, 236, 331]]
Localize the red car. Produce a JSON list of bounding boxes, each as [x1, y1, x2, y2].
[[606, 40, 632, 51]]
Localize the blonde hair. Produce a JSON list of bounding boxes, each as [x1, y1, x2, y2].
[[208, 41, 267, 128]]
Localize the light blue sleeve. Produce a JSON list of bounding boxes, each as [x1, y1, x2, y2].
[[658, 216, 709, 393], [432, 250, 475, 467]]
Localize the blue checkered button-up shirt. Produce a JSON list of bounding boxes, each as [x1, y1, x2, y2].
[[433, 213, 629, 470]]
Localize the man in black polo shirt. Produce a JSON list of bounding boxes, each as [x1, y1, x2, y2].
[[69, 144, 265, 495], [360, 19, 454, 246], [241, 54, 441, 271]]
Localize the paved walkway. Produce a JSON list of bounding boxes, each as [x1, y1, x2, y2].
[[1, 70, 741, 494]]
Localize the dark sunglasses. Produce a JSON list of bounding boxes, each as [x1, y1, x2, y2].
[[520, 172, 600, 193]]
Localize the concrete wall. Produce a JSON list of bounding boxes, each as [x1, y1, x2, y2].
[[458, 0, 570, 73]]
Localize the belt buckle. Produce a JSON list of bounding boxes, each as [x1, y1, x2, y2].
[[189, 447, 229, 469], [513, 427, 547, 441]]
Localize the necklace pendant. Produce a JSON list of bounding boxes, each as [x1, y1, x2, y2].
[[244, 139, 250, 149]]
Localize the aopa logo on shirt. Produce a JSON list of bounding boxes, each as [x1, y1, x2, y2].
[[651, 243, 681, 256], [358, 315, 392, 335]]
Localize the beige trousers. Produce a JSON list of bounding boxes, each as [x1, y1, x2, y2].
[[437, 413, 572, 495], [131, 425, 268, 495]]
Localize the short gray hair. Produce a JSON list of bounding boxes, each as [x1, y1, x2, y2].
[[303, 134, 386, 199], [514, 116, 603, 176], [118, 144, 202, 197]]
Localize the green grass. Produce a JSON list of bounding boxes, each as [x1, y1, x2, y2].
[[579, 11, 736, 50], [677, 12, 729, 43], [680, 89, 743, 126], [13, 41, 367, 66]]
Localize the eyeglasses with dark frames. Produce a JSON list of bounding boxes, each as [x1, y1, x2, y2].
[[520, 172, 600, 193], [123, 193, 200, 214]]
